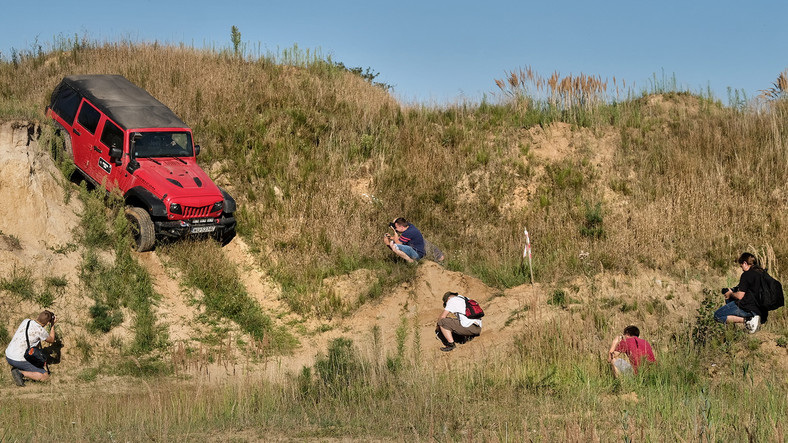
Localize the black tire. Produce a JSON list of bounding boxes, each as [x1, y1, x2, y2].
[[218, 225, 236, 246], [53, 122, 73, 160], [215, 214, 236, 246], [125, 206, 156, 252]]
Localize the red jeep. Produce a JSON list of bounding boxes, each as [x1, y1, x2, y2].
[[46, 74, 236, 251]]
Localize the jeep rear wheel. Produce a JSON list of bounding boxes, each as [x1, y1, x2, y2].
[[125, 207, 155, 252], [53, 122, 73, 161]]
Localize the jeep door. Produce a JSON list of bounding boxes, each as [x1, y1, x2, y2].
[[96, 118, 129, 191], [72, 100, 103, 179]]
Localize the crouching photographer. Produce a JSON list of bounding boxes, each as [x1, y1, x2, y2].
[[5, 310, 56, 387]]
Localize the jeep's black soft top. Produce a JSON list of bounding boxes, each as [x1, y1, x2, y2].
[[51, 75, 188, 130]]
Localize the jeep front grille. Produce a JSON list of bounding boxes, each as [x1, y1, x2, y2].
[[183, 204, 213, 218]]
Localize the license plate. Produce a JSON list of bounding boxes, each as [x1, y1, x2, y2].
[[191, 225, 216, 234]]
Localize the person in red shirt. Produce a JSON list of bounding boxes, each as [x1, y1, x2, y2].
[[607, 325, 656, 377]]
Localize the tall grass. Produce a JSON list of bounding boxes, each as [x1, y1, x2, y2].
[[3, 298, 787, 440]]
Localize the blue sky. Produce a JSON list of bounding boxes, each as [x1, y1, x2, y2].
[[2, 1, 787, 105]]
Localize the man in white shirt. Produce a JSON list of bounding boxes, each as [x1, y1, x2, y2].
[[436, 292, 482, 352], [5, 311, 56, 386]]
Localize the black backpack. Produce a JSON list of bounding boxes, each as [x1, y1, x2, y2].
[[759, 271, 785, 311]]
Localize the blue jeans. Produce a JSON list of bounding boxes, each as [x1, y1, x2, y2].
[[6, 356, 46, 374], [714, 301, 754, 323], [395, 244, 421, 260]]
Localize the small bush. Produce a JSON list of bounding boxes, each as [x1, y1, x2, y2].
[[580, 202, 604, 239], [0, 231, 21, 250], [76, 367, 99, 382], [313, 337, 364, 396], [36, 290, 55, 307], [0, 266, 36, 300], [548, 289, 567, 308], [45, 276, 68, 291], [692, 288, 727, 348], [74, 336, 93, 363], [88, 302, 123, 333]]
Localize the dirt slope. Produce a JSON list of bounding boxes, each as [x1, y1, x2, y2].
[[0, 120, 716, 386], [0, 121, 94, 377]]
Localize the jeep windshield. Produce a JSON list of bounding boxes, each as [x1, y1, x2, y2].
[[131, 131, 194, 158]]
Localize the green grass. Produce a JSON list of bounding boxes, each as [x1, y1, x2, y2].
[[75, 188, 168, 358], [162, 240, 297, 353], [0, 266, 36, 300]]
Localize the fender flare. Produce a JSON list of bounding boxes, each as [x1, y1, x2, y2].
[[218, 186, 237, 214], [124, 186, 167, 218]]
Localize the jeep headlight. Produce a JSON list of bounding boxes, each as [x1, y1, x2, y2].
[[212, 201, 223, 213], [170, 203, 182, 214]]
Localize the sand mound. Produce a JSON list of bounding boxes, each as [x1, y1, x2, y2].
[[0, 120, 714, 388]]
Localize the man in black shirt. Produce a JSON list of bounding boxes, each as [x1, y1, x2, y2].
[[715, 252, 764, 333]]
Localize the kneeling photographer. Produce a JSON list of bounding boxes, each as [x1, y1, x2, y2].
[[5, 310, 56, 387]]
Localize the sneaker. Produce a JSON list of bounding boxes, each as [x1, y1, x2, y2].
[[10, 368, 25, 387], [745, 315, 761, 334], [440, 343, 456, 352]]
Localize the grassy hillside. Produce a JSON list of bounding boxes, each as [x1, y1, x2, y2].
[[3, 39, 788, 440], [4, 40, 788, 309]]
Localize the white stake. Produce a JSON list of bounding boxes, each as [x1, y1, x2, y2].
[[523, 228, 535, 293]]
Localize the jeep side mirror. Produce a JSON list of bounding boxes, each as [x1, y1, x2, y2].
[[194, 144, 201, 156], [109, 145, 122, 165]]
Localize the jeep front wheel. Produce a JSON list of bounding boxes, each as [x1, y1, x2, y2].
[[218, 226, 236, 246], [125, 207, 155, 252]]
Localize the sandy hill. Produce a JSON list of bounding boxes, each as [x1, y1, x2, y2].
[[0, 118, 746, 390]]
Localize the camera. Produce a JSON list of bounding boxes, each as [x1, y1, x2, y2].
[[388, 222, 396, 229]]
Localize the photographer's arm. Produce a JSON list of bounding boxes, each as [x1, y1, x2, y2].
[[608, 335, 622, 362], [45, 318, 56, 344], [723, 289, 745, 301]]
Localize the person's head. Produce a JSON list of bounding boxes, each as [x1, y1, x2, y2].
[[393, 217, 409, 231], [623, 325, 640, 337], [442, 291, 458, 307], [37, 310, 54, 326], [737, 252, 762, 272]]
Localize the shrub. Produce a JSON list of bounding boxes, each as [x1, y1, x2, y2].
[[0, 266, 35, 300], [88, 302, 123, 333], [313, 337, 364, 396], [580, 202, 605, 239], [548, 289, 567, 308]]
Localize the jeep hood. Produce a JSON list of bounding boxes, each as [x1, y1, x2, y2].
[[135, 158, 222, 201]]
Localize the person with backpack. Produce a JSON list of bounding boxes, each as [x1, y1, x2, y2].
[[714, 252, 766, 333], [5, 311, 56, 387], [436, 291, 482, 352], [607, 325, 656, 377]]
